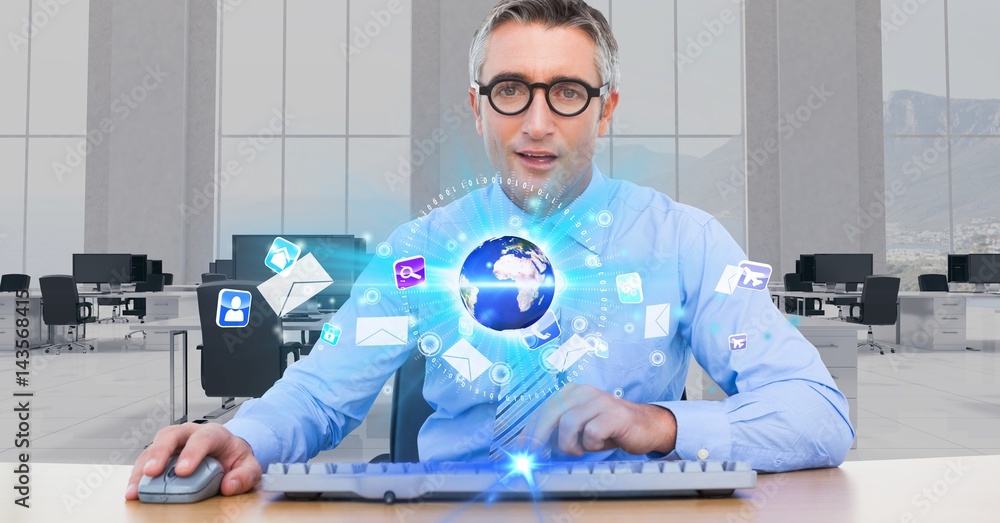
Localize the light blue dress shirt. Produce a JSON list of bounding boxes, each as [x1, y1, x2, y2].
[[225, 166, 854, 472]]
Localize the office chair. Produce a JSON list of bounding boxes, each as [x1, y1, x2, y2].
[[97, 294, 129, 324], [845, 276, 900, 355], [195, 281, 301, 417], [201, 272, 227, 283], [162, 273, 174, 285], [38, 275, 97, 354], [782, 273, 824, 316], [0, 274, 30, 292], [917, 274, 949, 292], [369, 349, 691, 463], [123, 274, 165, 339]]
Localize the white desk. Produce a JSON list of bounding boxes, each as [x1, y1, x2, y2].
[[896, 292, 1000, 351]]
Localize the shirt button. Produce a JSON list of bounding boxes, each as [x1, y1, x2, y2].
[[697, 448, 710, 460]]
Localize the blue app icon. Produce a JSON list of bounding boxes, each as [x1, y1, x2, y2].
[[217, 289, 252, 328], [616, 272, 644, 304], [521, 310, 560, 350], [729, 333, 748, 351], [736, 261, 772, 291], [265, 236, 302, 274], [320, 323, 342, 346]]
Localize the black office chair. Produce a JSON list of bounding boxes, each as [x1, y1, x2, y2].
[[162, 273, 174, 285], [0, 274, 30, 292], [845, 276, 900, 355], [123, 274, 165, 339], [38, 275, 97, 354], [782, 273, 824, 316], [918, 274, 949, 292], [196, 281, 302, 417], [201, 272, 227, 283]]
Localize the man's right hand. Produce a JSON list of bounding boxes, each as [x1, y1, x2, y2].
[[125, 423, 262, 500]]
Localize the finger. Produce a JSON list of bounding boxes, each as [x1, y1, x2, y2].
[[174, 425, 228, 476], [519, 385, 591, 450], [219, 455, 264, 496], [579, 413, 618, 453], [125, 449, 153, 500], [141, 425, 193, 477], [556, 403, 603, 456]]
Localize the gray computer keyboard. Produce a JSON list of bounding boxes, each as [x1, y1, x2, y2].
[[262, 460, 756, 503]]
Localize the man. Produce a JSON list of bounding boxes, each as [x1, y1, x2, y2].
[[127, 0, 853, 500]]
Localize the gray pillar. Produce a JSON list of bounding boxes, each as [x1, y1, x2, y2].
[[855, 0, 887, 273], [85, 0, 216, 284]]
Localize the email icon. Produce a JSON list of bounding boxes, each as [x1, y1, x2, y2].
[[257, 253, 333, 316], [645, 303, 670, 339], [714, 264, 743, 295], [543, 334, 591, 373], [356, 316, 408, 346], [442, 339, 492, 382]]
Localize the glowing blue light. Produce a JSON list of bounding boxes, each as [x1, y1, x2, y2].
[[514, 456, 533, 476]]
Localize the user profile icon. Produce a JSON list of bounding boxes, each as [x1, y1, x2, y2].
[[216, 289, 252, 328]]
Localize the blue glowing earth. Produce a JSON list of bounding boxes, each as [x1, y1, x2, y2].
[[459, 236, 556, 331]]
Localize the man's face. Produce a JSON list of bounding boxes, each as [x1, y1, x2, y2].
[[470, 22, 619, 213]]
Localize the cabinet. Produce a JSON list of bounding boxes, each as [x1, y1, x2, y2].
[[0, 296, 44, 349]]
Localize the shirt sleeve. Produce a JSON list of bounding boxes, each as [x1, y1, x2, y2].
[[225, 232, 415, 469], [658, 218, 855, 472]]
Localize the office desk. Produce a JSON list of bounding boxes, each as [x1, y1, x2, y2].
[[896, 292, 1000, 351], [134, 317, 328, 424], [4, 457, 995, 522]]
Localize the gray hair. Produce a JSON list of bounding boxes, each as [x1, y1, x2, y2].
[[469, 0, 621, 95]]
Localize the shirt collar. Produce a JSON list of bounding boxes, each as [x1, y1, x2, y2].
[[488, 163, 610, 257]]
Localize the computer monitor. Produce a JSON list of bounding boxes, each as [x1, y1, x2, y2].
[[147, 259, 163, 275], [231, 235, 359, 312], [967, 254, 1000, 292], [130, 254, 148, 283], [948, 254, 969, 283], [811, 254, 873, 291], [798, 255, 816, 283], [73, 254, 133, 285], [209, 261, 217, 274], [215, 259, 234, 279]]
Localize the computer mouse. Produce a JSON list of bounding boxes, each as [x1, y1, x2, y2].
[[138, 455, 224, 503]]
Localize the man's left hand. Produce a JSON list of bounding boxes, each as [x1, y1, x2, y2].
[[516, 383, 677, 457]]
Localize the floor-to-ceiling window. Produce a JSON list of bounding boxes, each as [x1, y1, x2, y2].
[[0, 0, 90, 276], [215, 0, 412, 257], [882, 0, 1000, 290]]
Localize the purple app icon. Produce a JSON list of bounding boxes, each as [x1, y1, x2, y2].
[[394, 256, 426, 290]]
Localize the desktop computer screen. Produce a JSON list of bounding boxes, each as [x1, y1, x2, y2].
[[130, 254, 148, 283], [798, 255, 816, 282], [73, 253, 133, 285], [147, 259, 163, 276], [812, 253, 873, 285], [948, 254, 969, 282], [967, 254, 1000, 284], [231, 235, 359, 312], [215, 259, 234, 279]]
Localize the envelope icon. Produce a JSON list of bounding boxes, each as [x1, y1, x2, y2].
[[645, 303, 670, 339], [714, 264, 743, 295], [442, 339, 492, 382], [543, 334, 591, 373], [356, 316, 408, 346], [257, 253, 334, 316]]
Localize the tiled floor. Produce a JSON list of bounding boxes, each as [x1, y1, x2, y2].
[[1, 321, 998, 468]]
